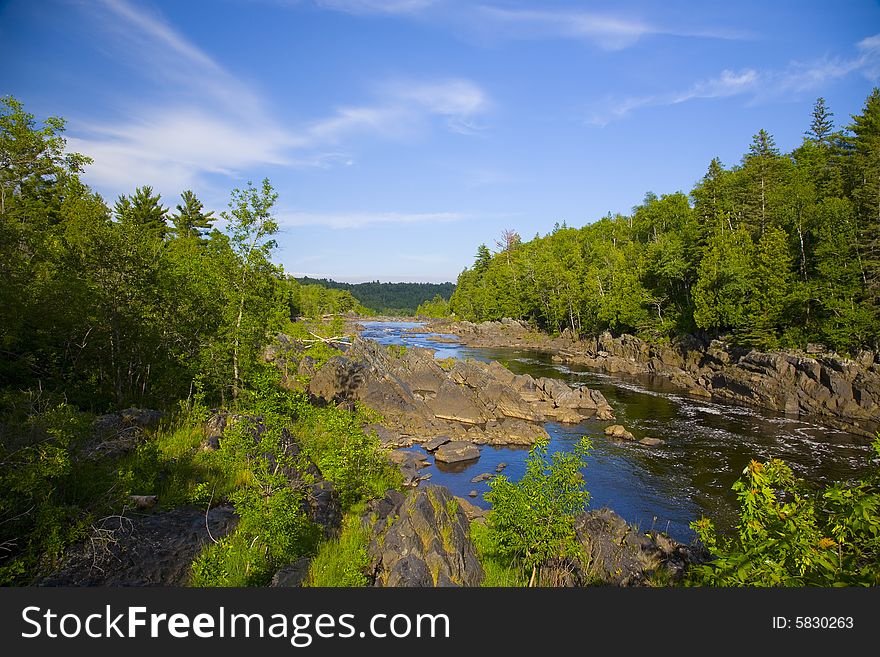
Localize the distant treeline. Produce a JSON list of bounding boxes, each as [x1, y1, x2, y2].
[[450, 91, 880, 355], [295, 277, 455, 316]]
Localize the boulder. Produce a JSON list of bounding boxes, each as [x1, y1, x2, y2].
[[270, 558, 311, 587], [86, 408, 164, 459], [422, 435, 452, 452], [38, 505, 238, 586], [639, 437, 665, 447], [425, 380, 489, 424], [604, 424, 636, 440], [363, 486, 484, 587], [434, 441, 480, 464], [573, 508, 702, 586]]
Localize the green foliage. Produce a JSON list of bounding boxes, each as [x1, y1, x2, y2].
[[449, 90, 880, 352], [189, 413, 321, 587], [191, 370, 399, 586], [295, 277, 455, 316], [0, 397, 94, 584], [305, 509, 372, 587], [170, 189, 214, 241], [289, 278, 368, 317], [469, 521, 528, 587], [292, 402, 401, 510], [689, 438, 880, 586], [484, 437, 592, 585], [415, 294, 453, 318]]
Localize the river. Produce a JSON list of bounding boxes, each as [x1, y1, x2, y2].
[[358, 320, 875, 543]]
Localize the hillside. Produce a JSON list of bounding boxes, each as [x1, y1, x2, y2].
[[295, 277, 455, 316]]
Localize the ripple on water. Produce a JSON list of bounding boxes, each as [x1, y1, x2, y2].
[[358, 322, 876, 540]]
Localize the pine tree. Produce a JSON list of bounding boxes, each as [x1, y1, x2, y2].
[[845, 87, 880, 335], [170, 189, 214, 240], [741, 129, 786, 236], [806, 97, 835, 145], [114, 185, 168, 239]]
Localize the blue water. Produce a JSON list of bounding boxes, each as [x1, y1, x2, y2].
[[358, 321, 874, 543]]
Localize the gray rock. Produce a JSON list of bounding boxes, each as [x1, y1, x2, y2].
[[422, 435, 452, 452], [434, 441, 480, 464], [38, 505, 238, 586], [270, 558, 311, 587], [363, 486, 484, 587], [573, 508, 703, 586]]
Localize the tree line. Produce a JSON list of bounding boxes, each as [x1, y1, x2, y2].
[[1, 95, 290, 411], [450, 91, 880, 354], [295, 277, 455, 316]]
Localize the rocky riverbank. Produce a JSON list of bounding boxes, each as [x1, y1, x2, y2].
[[290, 336, 615, 452], [39, 401, 697, 588], [416, 319, 880, 438]]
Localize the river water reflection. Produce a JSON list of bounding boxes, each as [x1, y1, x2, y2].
[[358, 321, 874, 543]]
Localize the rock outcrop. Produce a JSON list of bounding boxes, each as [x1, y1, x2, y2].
[[38, 505, 239, 586], [428, 320, 880, 438], [304, 337, 614, 449], [85, 408, 164, 459], [362, 485, 484, 587], [574, 508, 704, 586]]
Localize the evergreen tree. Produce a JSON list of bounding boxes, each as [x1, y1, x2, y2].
[[693, 228, 754, 331], [740, 129, 788, 236], [806, 97, 835, 145], [737, 225, 792, 349], [692, 157, 733, 241], [114, 185, 168, 239], [845, 87, 880, 339], [170, 189, 214, 240]]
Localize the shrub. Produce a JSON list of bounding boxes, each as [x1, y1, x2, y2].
[[484, 436, 592, 586], [688, 437, 880, 586]]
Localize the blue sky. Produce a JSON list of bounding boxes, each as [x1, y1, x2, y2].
[[3, 0, 879, 283]]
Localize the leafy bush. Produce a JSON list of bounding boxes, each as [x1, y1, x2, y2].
[[689, 437, 880, 586], [484, 436, 592, 586]]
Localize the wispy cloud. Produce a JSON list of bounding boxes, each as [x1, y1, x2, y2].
[[309, 1, 746, 50], [474, 5, 748, 51], [315, 0, 439, 15], [276, 210, 467, 229], [298, 78, 490, 145], [69, 0, 489, 201], [588, 34, 880, 125]]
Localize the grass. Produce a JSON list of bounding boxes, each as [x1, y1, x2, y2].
[[469, 520, 528, 587], [305, 505, 372, 587]]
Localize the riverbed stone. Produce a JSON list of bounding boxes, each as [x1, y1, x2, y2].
[[434, 441, 480, 464], [422, 435, 452, 451], [604, 424, 636, 440]]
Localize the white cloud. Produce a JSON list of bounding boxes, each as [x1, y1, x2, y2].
[[673, 69, 760, 103], [276, 210, 467, 229], [588, 34, 880, 125], [301, 78, 490, 144], [69, 1, 490, 200], [474, 5, 747, 51]]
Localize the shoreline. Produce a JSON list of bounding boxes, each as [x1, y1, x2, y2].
[[351, 316, 879, 439]]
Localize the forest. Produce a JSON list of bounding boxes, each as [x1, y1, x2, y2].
[[294, 277, 455, 316], [1, 90, 878, 589], [450, 92, 880, 355]]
